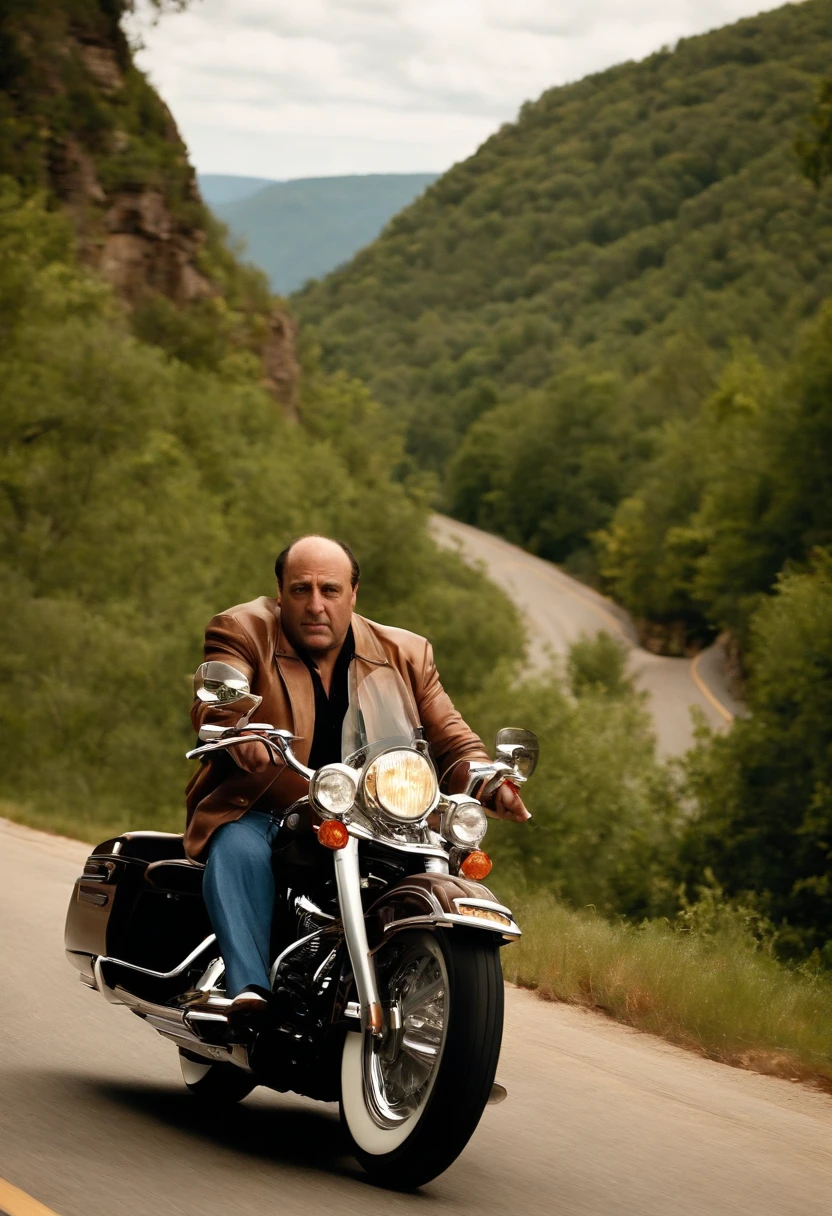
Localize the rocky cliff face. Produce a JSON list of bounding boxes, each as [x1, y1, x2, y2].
[[51, 26, 213, 306], [0, 1, 299, 410]]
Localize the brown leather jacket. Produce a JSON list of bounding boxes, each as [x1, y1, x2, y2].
[[184, 597, 489, 860]]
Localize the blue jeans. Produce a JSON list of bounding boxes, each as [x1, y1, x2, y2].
[[202, 811, 280, 998]]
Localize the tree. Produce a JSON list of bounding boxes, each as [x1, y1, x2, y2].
[[796, 78, 832, 187], [681, 551, 832, 961]]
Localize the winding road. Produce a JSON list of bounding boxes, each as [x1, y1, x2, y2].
[[3, 522, 830, 1216], [431, 515, 744, 756]]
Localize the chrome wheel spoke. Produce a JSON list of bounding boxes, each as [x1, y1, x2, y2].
[[401, 974, 444, 1017], [401, 1032, 440, 1064], [364, 941, 448, 1129]]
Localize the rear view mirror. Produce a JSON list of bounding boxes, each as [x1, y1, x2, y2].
[[194, 662, 262, 711], [495, 727, 539, 782]]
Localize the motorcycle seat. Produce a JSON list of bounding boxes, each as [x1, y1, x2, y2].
[[144, 858, 205, 897], [92, 831, 188, 864]]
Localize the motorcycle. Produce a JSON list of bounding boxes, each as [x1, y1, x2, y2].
[[65, 660, 538, 1188]]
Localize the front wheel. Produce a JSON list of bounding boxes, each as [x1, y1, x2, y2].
[[340, 929, 504, 1189], [178, 1049, 257, 1103]]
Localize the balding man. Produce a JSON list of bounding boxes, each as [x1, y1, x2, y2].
[[186, 535, 529, 1016]]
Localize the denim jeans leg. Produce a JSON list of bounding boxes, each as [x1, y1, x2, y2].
[[203, 811, 278, 997]]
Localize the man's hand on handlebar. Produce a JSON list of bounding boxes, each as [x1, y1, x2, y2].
[[487, 780, 531, 823], [230, 736, 278, 774]]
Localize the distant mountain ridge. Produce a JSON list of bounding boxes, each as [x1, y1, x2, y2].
[[208, 173, 439, 295], [198, 174, 277, 206]]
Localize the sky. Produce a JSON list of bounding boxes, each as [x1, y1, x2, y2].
[[129, 0, 790, 181]]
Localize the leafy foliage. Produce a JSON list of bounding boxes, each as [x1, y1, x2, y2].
[[461, 636, 678, 920], [598, 303, 832, 643], [448, 368, 634, 576], [680, 552, 832, 962], [567, 631, 633, 700], [797, 77, 832, 187]]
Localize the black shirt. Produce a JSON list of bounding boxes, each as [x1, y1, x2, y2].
[[298, 625, 355, 770]]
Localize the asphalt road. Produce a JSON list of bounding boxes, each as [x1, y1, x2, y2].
[[2, 818, 832, 1216], [431, 514, 744, 757]]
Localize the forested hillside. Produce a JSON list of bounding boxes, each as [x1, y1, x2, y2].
[[213, 174, 439, 294], [295, 0, 832, 641]]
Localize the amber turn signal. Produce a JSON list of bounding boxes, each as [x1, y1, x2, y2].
[[460, 849, 492, 880], [317, 819, 350, 850]]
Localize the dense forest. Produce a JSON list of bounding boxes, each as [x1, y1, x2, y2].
[[295, 0, 832, 640], [2, 0, 832, 966]]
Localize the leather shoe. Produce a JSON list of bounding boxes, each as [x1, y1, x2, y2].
[[229, 985, 272, 1020]]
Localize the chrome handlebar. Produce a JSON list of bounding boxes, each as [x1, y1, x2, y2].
[[186, 723, 314, 781], [187, 726, 536, 798]]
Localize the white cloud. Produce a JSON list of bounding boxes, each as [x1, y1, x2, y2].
[[128, 0, 788, 179]]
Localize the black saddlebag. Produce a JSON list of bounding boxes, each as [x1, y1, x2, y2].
[[65, 831, 212, 984]]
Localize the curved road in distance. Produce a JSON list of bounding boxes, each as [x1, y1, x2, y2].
[[2, 818, 832, 1216], [431, 514, 745, 756]]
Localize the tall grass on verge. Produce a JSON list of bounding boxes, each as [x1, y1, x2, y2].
[[502, 890, 832, 1090]]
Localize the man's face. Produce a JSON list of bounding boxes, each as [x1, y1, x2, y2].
[[278, 537, 357, 656]]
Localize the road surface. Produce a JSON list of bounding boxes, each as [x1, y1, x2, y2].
[[431, 514, 744, 756], [2, 818, 831, 1216]]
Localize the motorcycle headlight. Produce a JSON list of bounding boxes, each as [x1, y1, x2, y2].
[[442, 798, 488, 848], [363, 748, 438, 822], [310, 763, 358, 818]]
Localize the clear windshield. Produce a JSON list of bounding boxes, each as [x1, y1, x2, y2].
[[341, 664, 421, 768]]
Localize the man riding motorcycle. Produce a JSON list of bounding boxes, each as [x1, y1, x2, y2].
[[186, 534, 530, 1020]]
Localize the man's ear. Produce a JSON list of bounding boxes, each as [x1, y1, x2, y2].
[[276, 585, 282, 607], [350, 582, 358, 609]]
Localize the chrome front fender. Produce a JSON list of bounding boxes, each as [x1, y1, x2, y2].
[[366, 874, 521, 949]]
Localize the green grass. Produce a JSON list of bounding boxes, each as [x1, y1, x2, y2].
[[0, 799, 180, 847], [502, 892, 832, 1090]]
